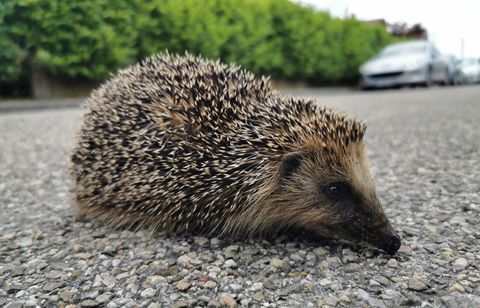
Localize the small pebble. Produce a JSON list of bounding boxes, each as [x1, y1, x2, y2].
[[140, 288, 156, 298], [176, 281, 191, 291], [313, 247, 328, 256], [270, 257, 284, 268], [80, 299, 99, 307], [408, 277, 428, 291], [219, 294, 237, 308], [448, 283, 465, 293], [386, 258, 398, 268], [251, 282, 263, 291], [356, 289, 370, 301], [224, 259, 238, 268], [77, 252, 94, 260], [73, 244, 85, 252], [204, 280, 217, 288], [453, 258, 468, 270]]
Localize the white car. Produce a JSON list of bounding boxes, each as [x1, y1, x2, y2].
[[456, 58, 480, 84], [359, 41, 450, 89]]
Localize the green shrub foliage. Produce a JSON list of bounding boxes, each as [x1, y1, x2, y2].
[[0, 0, 395, 88]]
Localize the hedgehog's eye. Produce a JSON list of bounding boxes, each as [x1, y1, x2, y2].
[[323, 182, 351, 200]]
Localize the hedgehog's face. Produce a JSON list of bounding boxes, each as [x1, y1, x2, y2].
[[277, 144, 401, 255]]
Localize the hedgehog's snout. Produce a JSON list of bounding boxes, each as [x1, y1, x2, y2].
[[364, 217, 401, 255], [380, 233, 401, 255]]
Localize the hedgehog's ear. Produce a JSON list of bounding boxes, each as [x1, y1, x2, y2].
[[279, 152, 303, 180]]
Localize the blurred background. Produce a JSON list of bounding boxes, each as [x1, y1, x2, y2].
[[0, 0, 479, 98]]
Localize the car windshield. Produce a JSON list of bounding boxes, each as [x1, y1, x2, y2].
[[379, 43, 428, 57]]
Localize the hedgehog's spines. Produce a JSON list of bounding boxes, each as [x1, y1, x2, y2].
[[71, 53, 367, 237]]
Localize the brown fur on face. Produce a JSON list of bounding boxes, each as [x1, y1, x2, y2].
[[253, 138, 398, 253], [71, 53, 400, 255]]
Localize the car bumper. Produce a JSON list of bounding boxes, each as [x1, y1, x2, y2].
[[360, 68, 427, 88]]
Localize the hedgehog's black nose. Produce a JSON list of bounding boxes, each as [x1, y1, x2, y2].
[[384, 234, 401, 255]]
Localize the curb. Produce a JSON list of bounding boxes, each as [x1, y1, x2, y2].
[[0, 98, 84, 113]]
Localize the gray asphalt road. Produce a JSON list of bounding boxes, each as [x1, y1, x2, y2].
[[1, 85, 479, 307]]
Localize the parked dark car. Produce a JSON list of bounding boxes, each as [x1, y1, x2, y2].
[[359, 41, 450, 89]]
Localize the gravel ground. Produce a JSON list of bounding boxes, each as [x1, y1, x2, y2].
[[1, 85, 479, 307]]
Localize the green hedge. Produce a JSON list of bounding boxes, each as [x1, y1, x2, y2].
[[0, 0, 395, 95]]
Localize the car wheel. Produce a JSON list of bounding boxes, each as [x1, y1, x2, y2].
[[441, 68, 450, 86], [423, 68, 433, 87]]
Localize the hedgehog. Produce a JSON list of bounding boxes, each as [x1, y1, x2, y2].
[[70, 53, 401, 255]]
